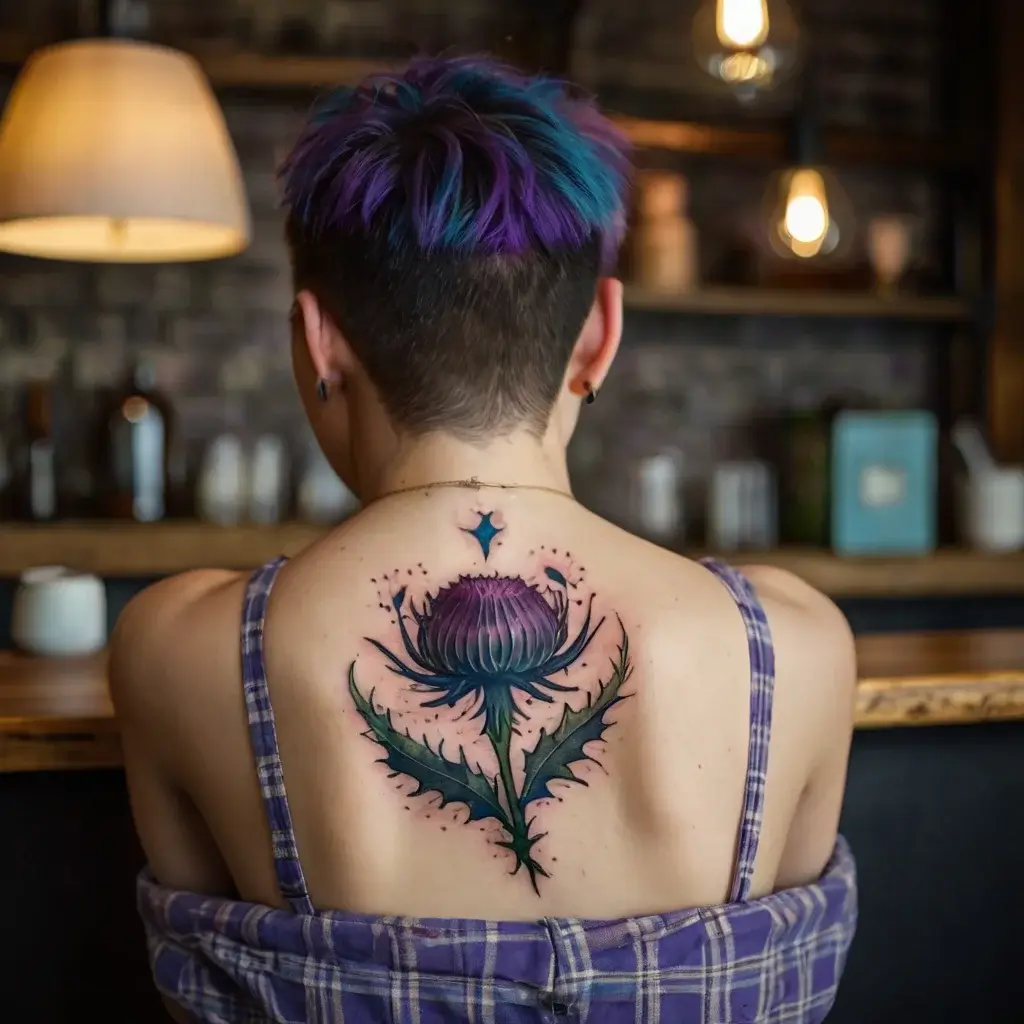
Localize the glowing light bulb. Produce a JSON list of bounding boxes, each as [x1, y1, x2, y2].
[[716, 0, 770, 49], [719, 52, 772, 84], [780, 168, 830, 258]]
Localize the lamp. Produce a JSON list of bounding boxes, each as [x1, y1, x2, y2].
[[764, 98, 853, 261], [692, 0, 801, 102], [0, 38, 250, 262]]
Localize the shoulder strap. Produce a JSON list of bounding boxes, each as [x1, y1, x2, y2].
[[241, 556, 315, 916], [699, 557, 777, 902]]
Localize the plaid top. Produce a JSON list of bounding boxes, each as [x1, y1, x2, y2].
[[138, 556, 857, 1023]]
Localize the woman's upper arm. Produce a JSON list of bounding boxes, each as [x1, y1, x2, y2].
[[740, 565, 858, 887], [110, 572, 242, 897]]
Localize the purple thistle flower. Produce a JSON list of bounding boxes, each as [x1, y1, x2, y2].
[[366, 574, 603, 736]]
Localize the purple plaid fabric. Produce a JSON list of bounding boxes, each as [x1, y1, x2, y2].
[[138, 556, 857, 1023]]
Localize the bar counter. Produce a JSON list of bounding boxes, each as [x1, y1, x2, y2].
[[2, 629, 1023, 1023], [1, 629, 1023, 772]]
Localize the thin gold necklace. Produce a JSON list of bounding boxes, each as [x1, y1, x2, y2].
[[368, 477, 576, 505]]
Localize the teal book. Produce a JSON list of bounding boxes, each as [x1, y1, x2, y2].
[[831, 410, 938, 555]]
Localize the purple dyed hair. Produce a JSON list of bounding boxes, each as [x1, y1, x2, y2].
[[279, 56, 632, 268]]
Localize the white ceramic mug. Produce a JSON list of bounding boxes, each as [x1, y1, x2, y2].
[[11, 566, 107, 657], [960, 468, 1024, 552]]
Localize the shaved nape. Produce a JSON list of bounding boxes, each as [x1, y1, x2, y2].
[[279, 55, 631, 438]]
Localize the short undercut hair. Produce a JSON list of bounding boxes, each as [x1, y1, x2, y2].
[[279, 56, 631, 439]]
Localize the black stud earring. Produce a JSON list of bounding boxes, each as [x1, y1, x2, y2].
[[584, 382, 597, 405], [316, 378, 330, 403]]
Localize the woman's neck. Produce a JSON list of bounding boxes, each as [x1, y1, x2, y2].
[[360, 430, 573, 504]]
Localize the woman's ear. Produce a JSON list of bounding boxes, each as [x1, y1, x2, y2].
[[568, 277, 623, 397], [295, 289, 341, 382]]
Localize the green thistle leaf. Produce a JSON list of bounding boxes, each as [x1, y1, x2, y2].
[[348, 664, 511, 830], [520, 618, 633, 808]]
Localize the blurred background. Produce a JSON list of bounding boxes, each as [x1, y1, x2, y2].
[[0, 0, 1017, 578], [0, 3, 1022, 1022]]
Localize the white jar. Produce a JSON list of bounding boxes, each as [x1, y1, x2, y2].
[[960, 468, 1024, 552], [633, 452, 683, 544], [634, 171, 699, 294], [11, 566, 107, 657], [708, 461, 778, 551], [249, 434, 289, 525], [197, 433, 248, 526], [297, 448, 359, 525]]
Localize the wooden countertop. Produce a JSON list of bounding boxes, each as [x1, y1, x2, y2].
[[1, 630, 1023, 772], [2, 522, 1024, 596], [0, 652, 120, 772]]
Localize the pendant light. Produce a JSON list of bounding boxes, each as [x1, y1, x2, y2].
[[764, 83, 853, 261], [692, 0, 801, 102], [0, 19, 250, 263]]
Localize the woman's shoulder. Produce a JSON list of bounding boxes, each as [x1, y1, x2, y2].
[[109, 568, 252, 732], [734, 562, 856, 678]]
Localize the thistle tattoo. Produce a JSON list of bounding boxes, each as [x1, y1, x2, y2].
[[348, 516, 633, 894]]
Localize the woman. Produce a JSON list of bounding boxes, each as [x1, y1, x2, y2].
[[112, 56, 857, 1023]]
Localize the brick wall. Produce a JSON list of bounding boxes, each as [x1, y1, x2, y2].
[[0, 0, 954, 537], [574, 0, 948, 130], [0, 96, 311, 515]]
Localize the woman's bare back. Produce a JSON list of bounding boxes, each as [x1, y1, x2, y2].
[[113, 489, 856, 923]]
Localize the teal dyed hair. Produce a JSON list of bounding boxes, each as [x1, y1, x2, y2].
[[279, 56, 631, 266]]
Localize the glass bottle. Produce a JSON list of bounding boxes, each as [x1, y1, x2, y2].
[[17, 380, 57, 522], [592, 374, 688, 544], [778, 405, 831, 546], [99, 358, 172, 521]]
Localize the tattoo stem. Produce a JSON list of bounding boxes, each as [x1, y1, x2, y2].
[[486, 718, 548, 895], [489, 720, 526, 836]]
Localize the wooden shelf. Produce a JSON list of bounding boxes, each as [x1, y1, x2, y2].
[[623, 287, 971, 322], [198, 51, 394, 88], [2, 630, 1022, 770], [0, 522, 327, 578], [198, 61, 967, 168], [195, 58, 968, 168], [0, 522, 1022, 597], [0, 42, 966, 169], [615, 114, 967, 169], [734, 548, 1024, 598], [199, 63, 966, 168], [0, 39, 391, 88]]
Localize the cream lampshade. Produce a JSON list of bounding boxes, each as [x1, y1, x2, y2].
[[0, 38, 251, 262]]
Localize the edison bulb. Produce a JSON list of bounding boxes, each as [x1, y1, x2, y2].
[[783, 169, 829, 256], [717, 0, 769, 49], [770, 167, 848, 260], [693, 0, 801, 99]]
